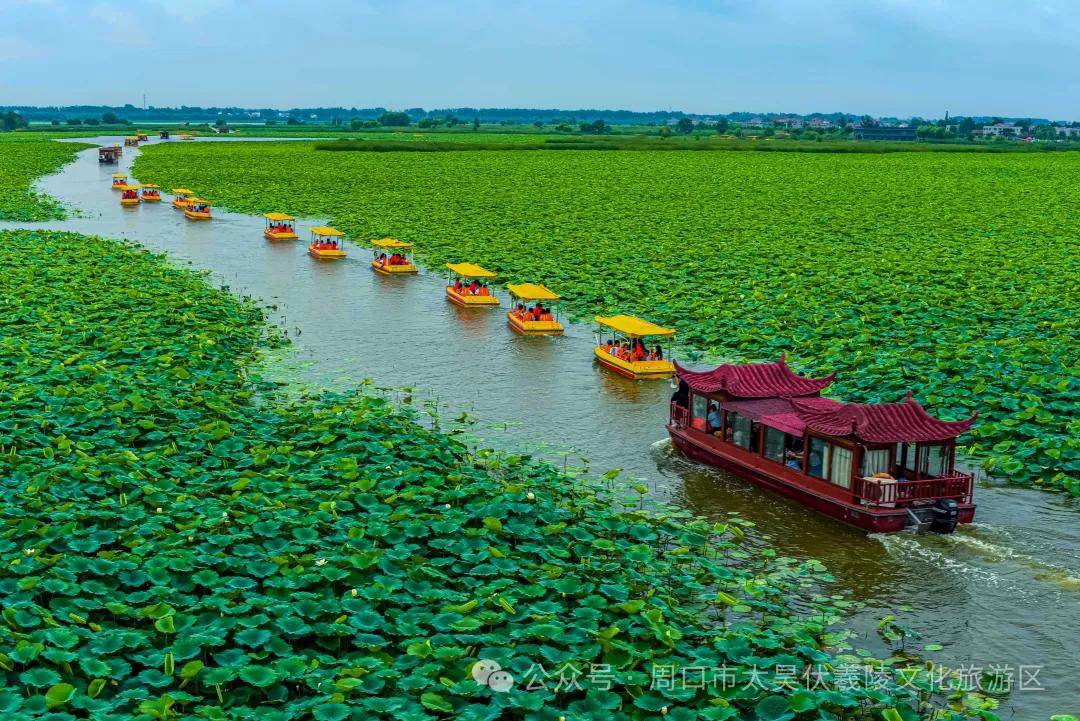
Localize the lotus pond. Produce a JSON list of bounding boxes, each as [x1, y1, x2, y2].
[[2, 228, 1009, 720], [0, 135, 92, 221], [132, 142, 1080, 494]]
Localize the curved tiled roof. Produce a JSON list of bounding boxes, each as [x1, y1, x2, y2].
[[791, 392, 976, 443], [675, 354, 835, 398]]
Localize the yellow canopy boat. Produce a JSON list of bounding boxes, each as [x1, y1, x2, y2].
[[446, 263, 499, 307], [371, 238, 418, 274], [506, 283, 564, 335], [119, 184, 141, 206], [171, 188, 194, 209], [136, 131, 149, 141], [263, 212, 298, 240], [594, 314, 675, 379], [140, 183, 161, 202], [184, 198, 212, 221], [111, 172, 127, 189], [309, 226, 346, 259], [124, 136, 139, 147]]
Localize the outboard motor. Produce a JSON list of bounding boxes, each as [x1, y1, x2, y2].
[[930, 498, 958, 534]]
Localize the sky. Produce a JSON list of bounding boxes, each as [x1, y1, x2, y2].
[[3, 0, 1079, 119]]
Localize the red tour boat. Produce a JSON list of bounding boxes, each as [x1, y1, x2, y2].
[[667, 356, 977, 533]]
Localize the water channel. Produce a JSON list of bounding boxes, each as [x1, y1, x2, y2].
[[5, 136, 1077, 717]]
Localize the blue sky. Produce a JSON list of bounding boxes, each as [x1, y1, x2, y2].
[[3, 0, 1079, 118]]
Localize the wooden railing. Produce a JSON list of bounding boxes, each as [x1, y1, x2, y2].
[[854, 473, 973, 506], [670, 402, 690, 429]]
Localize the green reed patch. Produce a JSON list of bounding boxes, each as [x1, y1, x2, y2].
[[0, 230, 992, 719]]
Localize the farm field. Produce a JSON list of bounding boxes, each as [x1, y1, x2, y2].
[[0, 228, 974, 720], [134, 141, 1080, 494], [0, 135, 91, 220]]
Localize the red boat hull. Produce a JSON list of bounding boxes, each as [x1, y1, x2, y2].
[[668, 425, 975, 534]]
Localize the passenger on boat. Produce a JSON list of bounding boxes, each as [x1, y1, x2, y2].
[[707, 403, 721, 432], [632, 340, 647, 362], [602, 338, 613, 353], [377, 252, 388, 265], [453, 278, 464, 293], [671, 380, 689, 407], [785, 452, 803, 471], [609, 341, 622, 357], [652, 345, 663, 360]]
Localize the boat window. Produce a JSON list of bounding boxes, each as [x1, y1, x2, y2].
[[691, 393, 708, 419], [860, 448, 890, 477], [919, 443, 950, 477], [690, 394, 708, 431], [763, 427, 786, 463], [807, 437, 828, 479], [828, 445, 853, 489], [730, 413, 752, 449]]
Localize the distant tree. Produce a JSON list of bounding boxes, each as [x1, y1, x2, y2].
[[417, 117, 440, 128], [380, 110, 412, 126], [990, 117, 1003, 126], [533, 120, 543, 129], [214, 117, 228, 129], [66, 118, 83, 126], [859, 115, 878, 128], [658, 126, 673, 138], [957, 116, 975, 136], [762, 127, 775, 137], [675, 117, 694, 134], [917, 124, 945, 140], [83, 118, 100, 126], [50, 119, 60, 126], [445, 115, 459, 126], [578, 119, 608, 135], [714, 118, 729, 134], [286, 117, 303, 125], [472, 117, 480, 131], [554, 123, 573, 132], [1, 111, 26, 131], [102, 111, 119, 124]]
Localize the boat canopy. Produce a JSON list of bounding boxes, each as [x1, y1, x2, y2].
[[372, 237, 412, 249], [189, 198, 210, 205], [141, 183, 159, 189], [172, 188, 193, 194], [264, 212, 294, 221], [120, 184, 141, 191], [595, 314, 674, 338], [111, 173, 127, 178], [310, 226, 344, 237], [447, 262, 495, 278], [507, 283, 560, 301], [676, 355, 835, 398], [790, 393, 977, 443]]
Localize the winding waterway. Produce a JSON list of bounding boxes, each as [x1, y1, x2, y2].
[[5, 137, 1077, 717]]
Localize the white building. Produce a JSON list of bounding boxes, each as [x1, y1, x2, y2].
[[978, 122, 1023, 137]]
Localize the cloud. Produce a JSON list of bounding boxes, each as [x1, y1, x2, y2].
[[88, 3, 151, 47]]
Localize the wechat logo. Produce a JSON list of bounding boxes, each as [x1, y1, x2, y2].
[[471, 659, 515, 693]]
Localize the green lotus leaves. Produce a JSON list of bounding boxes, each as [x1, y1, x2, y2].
[[134, 141, 1080, 493], [0, 229, 1000, 719], [0, 135, 92, 220]]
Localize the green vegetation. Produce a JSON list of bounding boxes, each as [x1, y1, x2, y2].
[[135, 141, 1080, 493], [0, 135, 91, 220], [313, 135, 1065, 153], [0, 229, 995, 719]]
